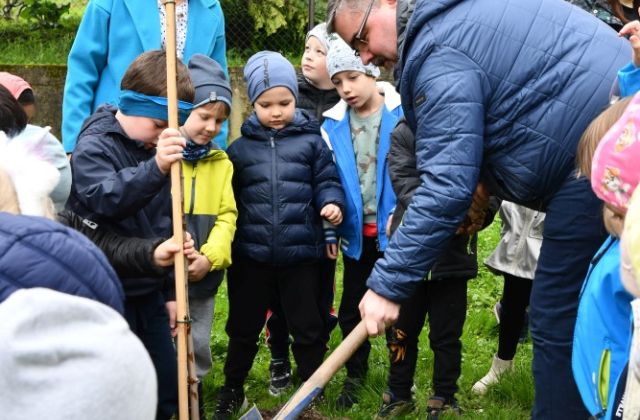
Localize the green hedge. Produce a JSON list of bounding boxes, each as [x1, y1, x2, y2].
[[0, 0, 327, 65], [0, 20, 78, 64]]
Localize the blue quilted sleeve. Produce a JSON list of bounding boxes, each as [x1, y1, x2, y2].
[[367, 47, 489, 301]]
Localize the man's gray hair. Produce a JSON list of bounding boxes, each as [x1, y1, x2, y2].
[[326, 0, 376, 33]]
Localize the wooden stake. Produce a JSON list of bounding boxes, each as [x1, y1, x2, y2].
[[161, 1, 198, 418]]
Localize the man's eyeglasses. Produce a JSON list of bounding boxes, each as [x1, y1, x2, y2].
[[351, 0, 375, 57]]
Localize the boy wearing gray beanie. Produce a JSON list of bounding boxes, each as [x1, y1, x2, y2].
[[321, 41, 403, 410], [179, 54, 237, 418], [297, 23, 343, 121], [212, 51, 345, 420]]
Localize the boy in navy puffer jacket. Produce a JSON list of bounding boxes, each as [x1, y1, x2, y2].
[[213, 51, 345, 419]]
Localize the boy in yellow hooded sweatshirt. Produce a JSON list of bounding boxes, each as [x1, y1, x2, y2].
[[179, 54, 237, 413]]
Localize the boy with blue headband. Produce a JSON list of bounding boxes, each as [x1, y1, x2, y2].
[[66, 50, 193, 420]]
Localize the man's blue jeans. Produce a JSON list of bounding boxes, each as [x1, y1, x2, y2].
[[530, 173, 606, 419]]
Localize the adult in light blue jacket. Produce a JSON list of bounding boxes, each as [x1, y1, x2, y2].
[[62, 0, 228, 153], [328, 0, 630, 418], [321, 81, 402, 259]]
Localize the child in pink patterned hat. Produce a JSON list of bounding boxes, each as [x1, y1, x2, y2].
[[591, 91, 640, 214], [0, 72, 35, 121]]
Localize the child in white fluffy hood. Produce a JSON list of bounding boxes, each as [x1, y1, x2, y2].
[[0, 130, 60, 217]]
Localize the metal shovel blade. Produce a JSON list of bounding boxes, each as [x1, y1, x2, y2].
[[238, 404, 263, 420]]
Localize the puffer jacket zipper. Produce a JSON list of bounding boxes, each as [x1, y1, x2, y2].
[[270, 136, 278, 262]]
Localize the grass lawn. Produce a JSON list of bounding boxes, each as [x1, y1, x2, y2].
[[202, 220, 534, 419]]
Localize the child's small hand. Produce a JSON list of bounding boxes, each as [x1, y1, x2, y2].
[[188, 253, 212, 282], [620, 17, 640, 67], [183, 232, 196, 258], [153, 232, 195, 267], [155, 128, 186, 175], [165, 300, 177, 338], [321, 204, 343, 225], [326, 243, 338, 259]]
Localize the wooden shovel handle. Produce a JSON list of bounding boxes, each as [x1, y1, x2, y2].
[[273, 320, 369, 419]]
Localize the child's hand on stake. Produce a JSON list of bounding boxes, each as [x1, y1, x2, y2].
[[321, 203, 343, 225], [326, 243, 338, 259], [620, 15, 640, 67], [188, 253, 212, 282], [155, 128, 185, 174], [182, 232, 196, 258], [166, 300, 177, 338], [153, 232, 195, 267]]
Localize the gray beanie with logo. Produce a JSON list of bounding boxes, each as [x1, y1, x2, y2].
[[244, 51, 298, 104], [0, 288, 157, 420], [188, 54, 232, 108]]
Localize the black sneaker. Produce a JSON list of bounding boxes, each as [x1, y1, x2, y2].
[[268, 359, 292, 396], [374, 390, 415, 419], [426, 396, 461, 420], [336, 378, 361, 410], [212, 386, 248, 420]]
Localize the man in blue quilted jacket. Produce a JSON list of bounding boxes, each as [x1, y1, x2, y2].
[[328, 0, 630, 418]]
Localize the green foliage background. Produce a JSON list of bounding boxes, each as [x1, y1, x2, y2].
[[0, 0, 327, 65]]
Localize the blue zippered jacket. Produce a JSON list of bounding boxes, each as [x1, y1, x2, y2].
[[321, 82, 402, 260], [66, 105, 173, 298], [227, 110, 344, 265], [0, 213, 125, 314], [572, 237, 633, 419], [367, 0, 630, 302]]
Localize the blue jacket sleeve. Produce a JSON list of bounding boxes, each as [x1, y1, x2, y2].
[[312, 137, 345, 212], [62, 1, 110, 153], [367, 47, 488, 301], [617, 62, 640, 97], [71, 136, 168, 219]]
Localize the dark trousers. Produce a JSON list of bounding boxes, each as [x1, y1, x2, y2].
[[266, 258, 337, 360], [497, 274, 532, 361], [530, 174, 606, 420], [340, 236, 383, 380], [124, 291, 177, 420], [386, 277, 468, 400], [223, 257, 326, 388]]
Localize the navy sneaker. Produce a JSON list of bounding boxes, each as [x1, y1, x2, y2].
[[268, 359, 292, 396], [426, 396, 461, 420], [212, 386, 248, 420], [374, 390, 415, 419]]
